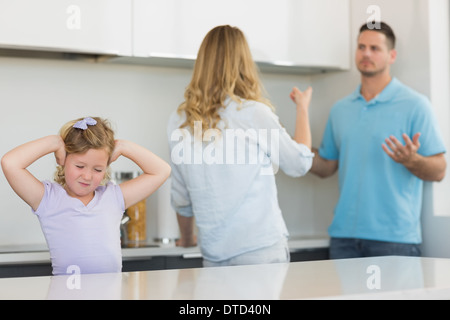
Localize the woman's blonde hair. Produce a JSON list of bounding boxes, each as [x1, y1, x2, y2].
[[177, 25, 273, 132], [54, 117, 115, 186]]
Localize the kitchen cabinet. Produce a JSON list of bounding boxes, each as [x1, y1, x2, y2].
[[131, 0, 350, 73], [0, 248, 328, 278], [0, 0, 349, 74], [0, 258, 169, 278], [0, 263, 52, 279], [0, 255, 199, 278], [122, 257, 165, 273], [0, 0, 132, 56], [165, 254, 203, 270], [290, 248, 329, 261]]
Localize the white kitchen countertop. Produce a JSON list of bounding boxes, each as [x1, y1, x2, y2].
[[0, 236, 329, 265], [0, 256, 449, 300]]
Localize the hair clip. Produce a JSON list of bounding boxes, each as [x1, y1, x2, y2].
[[73, 117, 97, 130]]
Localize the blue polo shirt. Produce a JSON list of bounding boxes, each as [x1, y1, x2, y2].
[[320, 78, 446, 244]]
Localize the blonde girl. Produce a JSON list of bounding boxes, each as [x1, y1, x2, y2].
[[168, 25, 314, 267], [1, 117, 170, 275]]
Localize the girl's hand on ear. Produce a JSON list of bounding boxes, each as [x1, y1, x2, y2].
[[54, 137, 66, 166], [109, 139, 123, 164]]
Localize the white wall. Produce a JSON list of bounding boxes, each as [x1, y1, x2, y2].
[[421, 0, 450, 258]]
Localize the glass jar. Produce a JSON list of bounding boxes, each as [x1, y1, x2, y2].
[[126, 199, 147, 246], [113, 171, 147, 247]]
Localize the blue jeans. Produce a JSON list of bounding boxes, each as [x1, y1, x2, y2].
[[329, 237, 421, 259]]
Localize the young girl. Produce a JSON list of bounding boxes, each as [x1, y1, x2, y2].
[[1, 116, 171, 275], [168, 25, 314, 267]]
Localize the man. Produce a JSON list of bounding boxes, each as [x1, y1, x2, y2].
[[312, 21, 446, 259]]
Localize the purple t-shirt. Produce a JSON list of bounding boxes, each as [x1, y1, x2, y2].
[[33, 181, 125, 275]]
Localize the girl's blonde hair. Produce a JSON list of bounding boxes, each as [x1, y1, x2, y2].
[[54, 117, 115, 186], [177, 25, 274, 132]]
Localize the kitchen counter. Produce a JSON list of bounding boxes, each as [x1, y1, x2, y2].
[[0, 256, 449, 300], [0, 236, 329, 265]]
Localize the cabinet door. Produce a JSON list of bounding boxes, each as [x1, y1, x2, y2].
[[0, 0, 131, 55], [290, 248, 329, 262], [0, 263, 52, 278], [133, 0, 289, 63], [165, 255, 203, 270], [122, 257, 165, 272], [133, 0, 350, 70], [286, 0, 350, 69]]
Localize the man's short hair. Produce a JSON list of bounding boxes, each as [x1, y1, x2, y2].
[[359, 21, 396, 49]]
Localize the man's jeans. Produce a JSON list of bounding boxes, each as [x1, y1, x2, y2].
[[329, 237, 421, 259]]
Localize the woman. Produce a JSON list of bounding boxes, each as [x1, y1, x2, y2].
[[167, 25, 313, 267]]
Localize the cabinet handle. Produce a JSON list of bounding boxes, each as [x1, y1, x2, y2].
[[182, 253, 202, 259]]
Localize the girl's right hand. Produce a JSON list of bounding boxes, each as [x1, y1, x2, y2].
[[109, 139, 123, 164]]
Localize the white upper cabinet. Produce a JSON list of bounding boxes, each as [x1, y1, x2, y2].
[[0, 0, 132, 55], [286, 0, 351, 69], [0, 0, 350, 73], [133, 0, 350, 71]]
